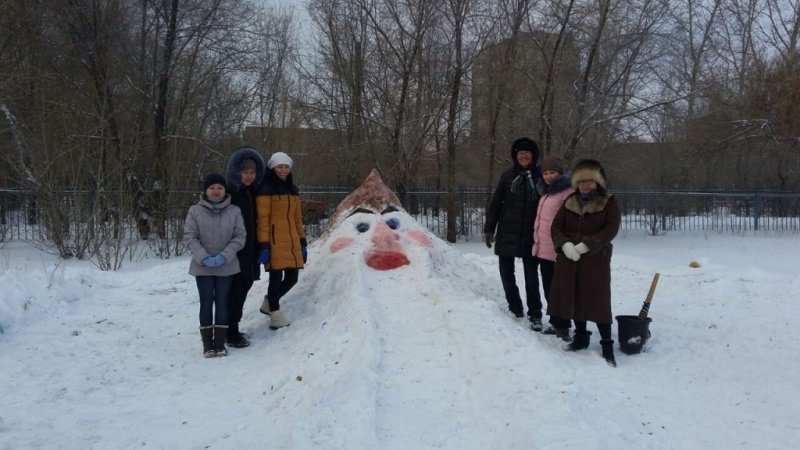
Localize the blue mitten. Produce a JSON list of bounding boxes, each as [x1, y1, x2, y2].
[[201, 255, 215, 267], [210, 254, 226, 266], [258, 244, 271, 265]]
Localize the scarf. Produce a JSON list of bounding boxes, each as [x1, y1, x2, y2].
[[578, 190, 599, 208], [511, 170, 535, 195]]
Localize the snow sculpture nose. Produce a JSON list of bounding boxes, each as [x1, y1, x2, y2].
[[365, 221, 409, 270], [371, 221, 400, 246]]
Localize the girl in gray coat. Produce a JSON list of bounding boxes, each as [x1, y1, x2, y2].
[[183, 173, 246, 358]]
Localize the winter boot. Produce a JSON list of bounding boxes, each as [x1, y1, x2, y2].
[[227, 322, 250, 348], [269, 309, 290, 330], [200, 326, 215, 358], [542, 325, 571, 342], [259, 295, 271, 315], [600, 339, 617, 367], [566, 330, 591, 351], [213, 325, 228, 357], [555, 328, 572, 343], [530, 318, 543, 332]]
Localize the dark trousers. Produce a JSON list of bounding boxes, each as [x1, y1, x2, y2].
[[196, 275, 233, 327], [228, 269, 255, 325], [536, 257, 571, 329], [498, 255, 541, 320], [267, 269, 299, 311]]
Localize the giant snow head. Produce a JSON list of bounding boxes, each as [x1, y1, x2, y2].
[[322, 169, 434, 271]]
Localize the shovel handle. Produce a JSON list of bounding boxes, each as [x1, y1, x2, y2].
[[639, 272, 660, 319]]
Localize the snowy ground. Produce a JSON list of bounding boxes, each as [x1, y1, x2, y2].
[[1, 229, 799, 449]]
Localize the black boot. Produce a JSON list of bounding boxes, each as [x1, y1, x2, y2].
[[600, 339, 617, 367], [566, 330, 591, 351], [214, 325, 228, 357], [555, 328, 572, 343], [200, 326, 215, 358], [227, 322, 250, 348]]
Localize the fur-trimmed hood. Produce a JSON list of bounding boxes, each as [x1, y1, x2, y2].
[[509, 137, 540, 169], [225, 146, 266, 193], [536, 172, 572, 196]]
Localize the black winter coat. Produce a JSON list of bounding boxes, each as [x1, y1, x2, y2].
[[484, 164, 541, 258], [225, 146, 267, 280]]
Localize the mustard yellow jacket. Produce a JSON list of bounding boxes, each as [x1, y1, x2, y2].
[[256, 174, 305, 270]]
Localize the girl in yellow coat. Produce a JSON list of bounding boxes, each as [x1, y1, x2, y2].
[[256, 152, 306, 329]]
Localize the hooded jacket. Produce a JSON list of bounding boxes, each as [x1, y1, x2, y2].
[[483, 138, 542, 257], [225, 146, 266, 280]]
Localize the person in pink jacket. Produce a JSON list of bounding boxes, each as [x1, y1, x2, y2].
[[532, 156, 573, 339]]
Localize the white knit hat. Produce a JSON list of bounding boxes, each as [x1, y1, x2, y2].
[[267, 151, 293, 169]]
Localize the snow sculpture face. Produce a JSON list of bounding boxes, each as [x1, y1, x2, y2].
[[323, 169, 433, 271], [329, 208, 433, 270]]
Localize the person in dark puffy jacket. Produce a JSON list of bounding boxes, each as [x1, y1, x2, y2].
[[483, 137, 543, 329], [223, 146, 266, 348], [183, 173, 246, 358]]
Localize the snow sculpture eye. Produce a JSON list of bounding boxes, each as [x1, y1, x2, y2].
[[356, 222, 370, 233], [386, 217, 400, 230]]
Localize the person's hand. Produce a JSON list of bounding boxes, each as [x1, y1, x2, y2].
[[202, 254, 226, 267], [300, 238, 308, 263], [575, 242, 590, 255], [484, 233, 494, 248], [258, 249, 270, 265], [562, 242, 581, 262]]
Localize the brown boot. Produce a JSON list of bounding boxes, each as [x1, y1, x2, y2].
[[200, 326, 215, 358], [213, 325, 228, 357]]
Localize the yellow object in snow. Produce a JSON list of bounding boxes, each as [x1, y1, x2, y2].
[[689, 260, 701, 268]]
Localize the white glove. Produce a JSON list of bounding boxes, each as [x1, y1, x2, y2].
[[575, 242, 590, 254], [562, 242, 581, 262]]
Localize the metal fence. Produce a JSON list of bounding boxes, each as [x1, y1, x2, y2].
[[2, 188, 800, 246]]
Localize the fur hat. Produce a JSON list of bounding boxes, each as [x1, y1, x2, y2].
[[203, 173, 227, 191], [540, 156, 566, 174], [268, 151, 293, 169], [511, 137, 538, 156], [571, 159, 607, 189]]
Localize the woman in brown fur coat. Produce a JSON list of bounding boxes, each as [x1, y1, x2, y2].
[[548, 159, 621, 366]]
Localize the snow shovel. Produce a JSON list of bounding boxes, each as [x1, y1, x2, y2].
[[616, 272, 659, 355]]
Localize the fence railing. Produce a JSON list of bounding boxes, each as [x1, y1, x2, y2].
[[2, 188, 800, 248]]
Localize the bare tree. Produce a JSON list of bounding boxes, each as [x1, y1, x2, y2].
[[443, 0, 469, 243], [357, 0, 440, 202], [305, 0, 373, 184]]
